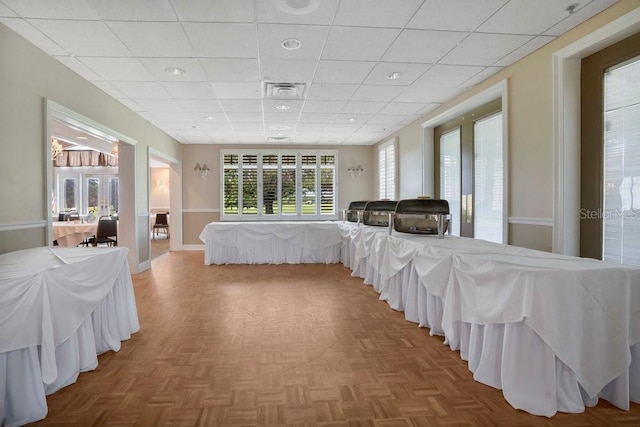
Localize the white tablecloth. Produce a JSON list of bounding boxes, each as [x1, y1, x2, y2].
[[338, 222, 640, 416], [199, 221, 343, 265], [52, 222, 98, 247], [0, 246, 140, 427]]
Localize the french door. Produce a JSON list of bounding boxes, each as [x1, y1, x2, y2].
[[434, 99, 504, 243]]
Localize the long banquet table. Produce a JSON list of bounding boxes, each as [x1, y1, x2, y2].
[[200, 221, 343, 265], [199, 220, 640, 416], [0, 246, 140, 427]]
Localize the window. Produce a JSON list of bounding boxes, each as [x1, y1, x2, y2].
[[602, 56, 640, 265], [55, 169, 118, 219], [221, 150, 337, 220], [440, 129, 461, 236], [378, 139, 396, 200]]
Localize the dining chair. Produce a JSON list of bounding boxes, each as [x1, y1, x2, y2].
[[89, 218, 117, 247], [153, 212, 169, 240]]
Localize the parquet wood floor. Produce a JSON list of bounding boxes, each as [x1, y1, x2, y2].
[[32, 252, 640, 426]]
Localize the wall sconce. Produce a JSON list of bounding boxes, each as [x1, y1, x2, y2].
[[156, 179, 167, 189], [194, 163, 210, 179], [347, 164, 364, 179]]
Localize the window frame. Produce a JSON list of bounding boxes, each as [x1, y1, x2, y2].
[[220, 149, 338, 221], [378, 138, 397, 200]]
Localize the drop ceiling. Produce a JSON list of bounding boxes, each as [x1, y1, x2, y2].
[[0, 0, 619, 146]]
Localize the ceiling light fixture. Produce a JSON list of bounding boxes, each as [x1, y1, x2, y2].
[[276, 104, 290, 110], [386, 71, 404, 80], [282, 38, 302, 50], [348, 117, 357, 122], [164, 67, 185, 76], [270, 125, 290, 131], [204, 116, 215, 120], [274, 0, 321, 15]]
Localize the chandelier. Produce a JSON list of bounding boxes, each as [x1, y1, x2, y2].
[[51, 138, 63, 160]]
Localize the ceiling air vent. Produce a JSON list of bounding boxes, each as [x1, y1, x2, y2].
[[264, 82, 306, 100]]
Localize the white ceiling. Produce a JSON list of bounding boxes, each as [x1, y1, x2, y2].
[[0, 0, 619, 146]]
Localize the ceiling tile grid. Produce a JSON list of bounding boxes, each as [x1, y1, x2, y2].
[[0, 0, 620, 145]]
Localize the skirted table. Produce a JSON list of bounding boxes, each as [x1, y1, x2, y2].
[[0, 246, 140, 426]]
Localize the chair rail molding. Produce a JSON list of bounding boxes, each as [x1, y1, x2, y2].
[[0, 220, 48, 232]]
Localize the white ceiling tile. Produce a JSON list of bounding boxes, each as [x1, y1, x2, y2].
[[358, 123, 388, 133], [379, 102, 430, 115], [196, 112, 228, 122], [319, 131, 354, 140], [307, 84, 358, 100], [258, 24, 329, 60], [409, 0, 508, 31], [1, 0, 100, 19], [235, 131, 266, 138], [440, 33, 533, 66], [333, 114, 372, 124], [0, 4, 16, 16], [226, 112, 264, 122], [364, 62, 428, 86], [133, 98, 182, 112], [256, 0, 340, 25], [264, 100, 304, 113], [117, 98, 143, 112], [383, 29, 466, 63], [418, 103, 441, 115], [219, 99, 263, 113], [459, 66, 503, 89], [477, 0, 584, 35], [313, 60, 376, 84], [322, 27, 400, 61], [266, 123, 294, 132], [325, 123, 362, 132], [367, 114, 410, 125], [0, 18, 68, 55], [79, 57, 154, 81], [55, 55, 103, 80], [544, 0, 619, 36], [200, 58, 260, 82], [107, 22, 194, 57], [261, 59, 317, 83], [111, 82, 172, 99], [139, 58, 207, 81], [211, 82, 262, 99], [302, 100, 346, 113], [264, 112, 300, 123], [295, 123, 329, 131], [333, 0, 423, 28], [91, 81, 127, 99], [493, 36, 555, 66], [176, 99, 223, 113], [170, 0, 255, 22], [394, 64, 483, 103], [87, 0, 177, 21], [28, 20, 131, 56], [352, 85, 404, 102], [341, 101, 386, 114], [290, 136, 320, 143], [162, 82, 216, 99], [232, 123, 265, 131], [345, 134, 380, 144], [299, 113, 337, 123], [184, 23, 258, 57]]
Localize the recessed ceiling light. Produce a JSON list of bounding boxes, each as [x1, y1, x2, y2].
[[204, 116, 215, 120], [276, 104, 290, 110], [348, 117, 357, 122], [386, 72, 404, 80], [77, 136, 88, 140], [282, 38, 302, 50], [164, 67, 185, 76]]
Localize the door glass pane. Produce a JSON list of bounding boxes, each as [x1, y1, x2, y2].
[[87, 177, 99, 217], [223, 154, 239, 215], [62, 178, 77, 211], [474, 113, 503, 243], [242, 154, 258, 215], [281, 154, 297, 215], [108, 177, 119, 216], [603, 56, 640, 265], [302, 154, 316, 215], [440, 129, 461, 236], [262, 154, 278, 215]]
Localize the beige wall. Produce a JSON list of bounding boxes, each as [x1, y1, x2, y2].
[[0, 23, 181, 254], [377, 0, 640, 251], [150, 167, 171, 211], [181, 144, 376, 244]]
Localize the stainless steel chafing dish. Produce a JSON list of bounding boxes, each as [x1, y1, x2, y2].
[[363, 200, 397, 226], [391, 198, 451, 238], [343, 200, 368, 223]]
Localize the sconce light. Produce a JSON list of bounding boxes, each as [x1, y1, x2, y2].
[[194, 163, 210, 179], [156, 179, 167, 189], [347, 164, 364, 179]]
